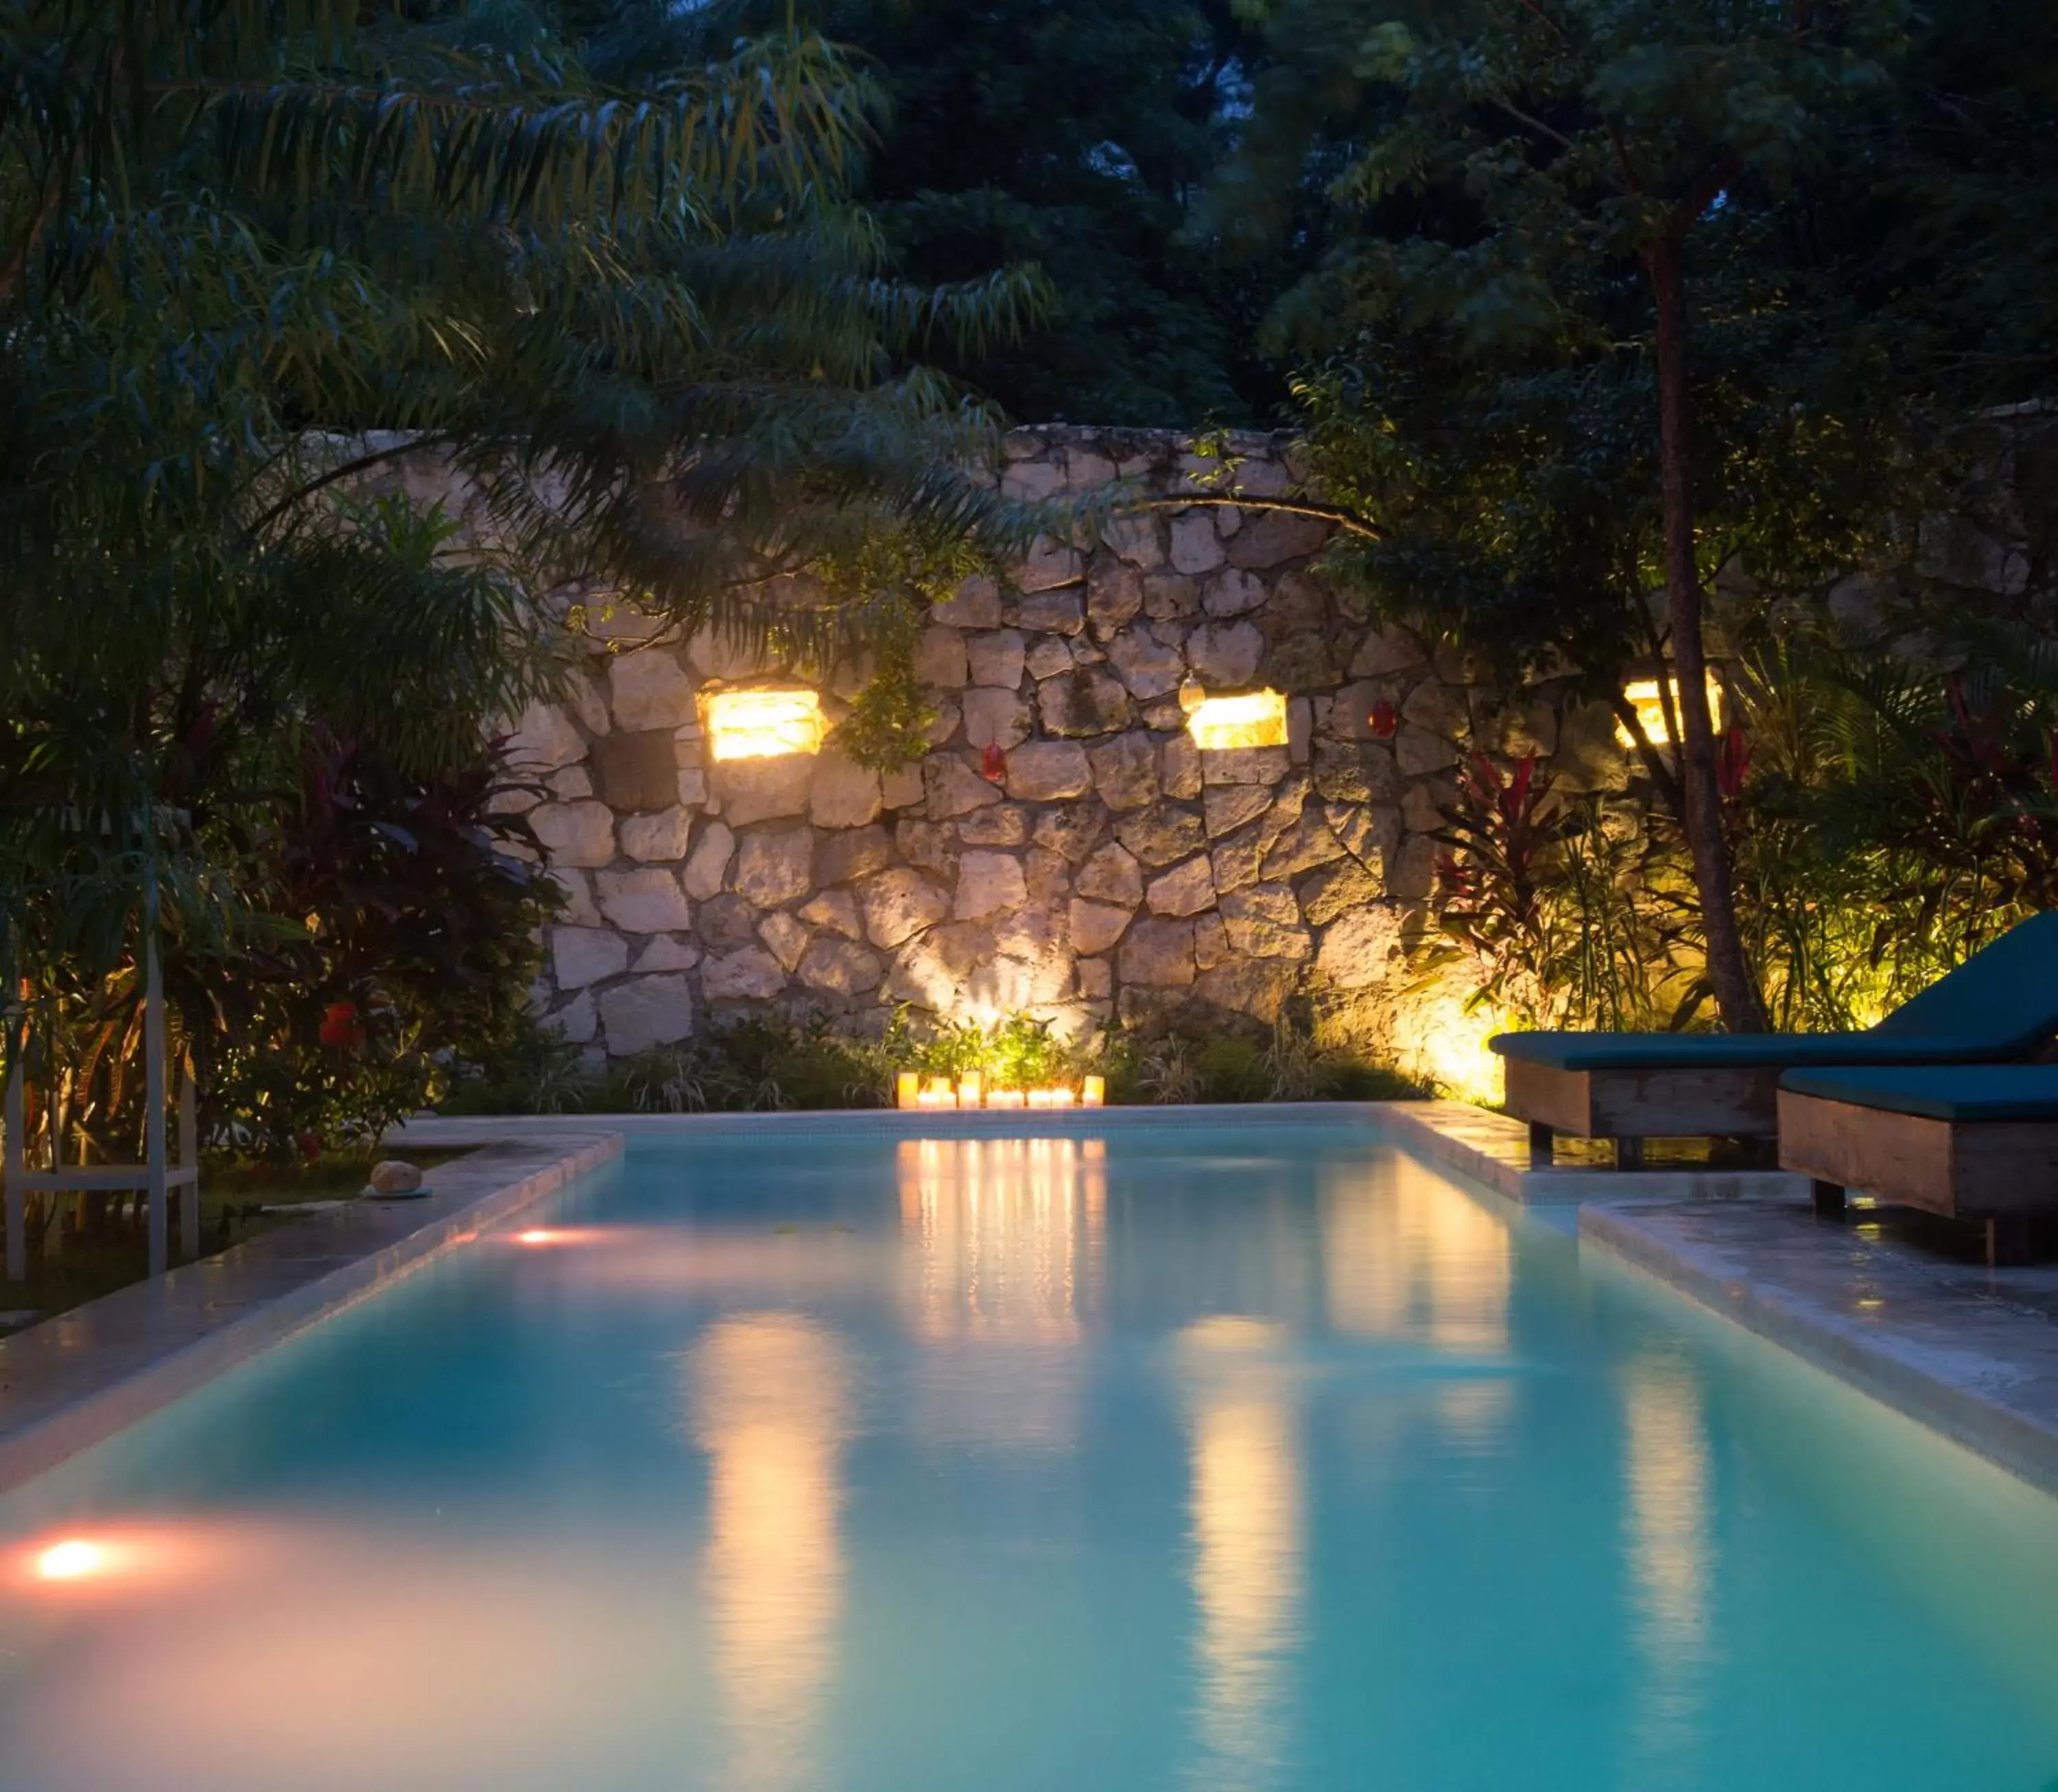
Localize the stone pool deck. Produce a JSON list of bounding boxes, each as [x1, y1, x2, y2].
[[0, 1132, 620, 1494]]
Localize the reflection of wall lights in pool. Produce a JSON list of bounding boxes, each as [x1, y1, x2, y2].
[[1187, 689, 1288, 751], [37, 1540, 107, 1581], [895, 1073, 1105, 1110], [705, 688, 826, 762]]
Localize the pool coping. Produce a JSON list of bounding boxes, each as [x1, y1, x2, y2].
[[1581, 1200, 2058, 1498], [394, 1098, 1808, 1207], [0, 1131, 622, 1495]]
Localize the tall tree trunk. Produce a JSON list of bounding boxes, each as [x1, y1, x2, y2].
[[1645, 234, 1769, 1033]]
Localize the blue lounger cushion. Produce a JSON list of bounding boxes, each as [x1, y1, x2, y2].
[[1779, 1065, 2058, 1124], [1493, 910, 2058, 1071]]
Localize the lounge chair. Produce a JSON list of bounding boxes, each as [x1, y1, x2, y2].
[[1779, 1065, 2058, 1267], [1492, 911, 2058, 1168]]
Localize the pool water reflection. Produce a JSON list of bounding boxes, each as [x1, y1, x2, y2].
[[4, 1124, 2058, 1792]]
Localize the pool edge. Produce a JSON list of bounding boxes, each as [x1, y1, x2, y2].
[[0, 1132, 622, 1495]]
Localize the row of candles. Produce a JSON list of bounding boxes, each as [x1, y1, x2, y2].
[[896, 1072, 1106, 1111]]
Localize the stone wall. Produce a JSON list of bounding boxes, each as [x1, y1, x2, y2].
[[488, 427, 1624, 1090]]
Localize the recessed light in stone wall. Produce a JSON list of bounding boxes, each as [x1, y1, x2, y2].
[[705, 688, 826, 761], [1187, 689, 1288, 751], [1615, 674, 1724, 748]]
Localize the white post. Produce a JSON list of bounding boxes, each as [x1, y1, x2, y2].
[[144, 908, 167, 1281], [4, 1045, 23, 1286], [178, 1054, 198, 1260]]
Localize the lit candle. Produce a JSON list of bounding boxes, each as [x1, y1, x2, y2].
[[986, 1088, 1024, 1109], [897, 1072, 921, 1111], [957, 1070, 984, 1109], [1052, 1087, 1076, 1107], [923, 1076, 956, 1109], [1082, 1076, 1105, 1107]]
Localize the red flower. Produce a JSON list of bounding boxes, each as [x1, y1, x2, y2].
[[1368, 700, 1398, 739], [318, 1000, 366, 1052], [981, 742, 1007, 783], [1716, 723, 1751, 799], [296, 1130, 323, 1163]]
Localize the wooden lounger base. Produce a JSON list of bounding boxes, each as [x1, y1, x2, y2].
[[1508, 1059, 1783, 1169], [1781, 1090, 2058, 1269]]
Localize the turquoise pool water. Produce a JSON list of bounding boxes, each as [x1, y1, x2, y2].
[[5, 1124, 2058, 1791]]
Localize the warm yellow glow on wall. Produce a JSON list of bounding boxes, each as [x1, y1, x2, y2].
[[1616, 675, 1725, 748], [705, 688, 826, 762], [1187, 689, 1288, 751]]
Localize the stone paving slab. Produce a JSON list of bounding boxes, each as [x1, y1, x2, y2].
[[1583, 1198, 2058, 1496], [0, 1132, 621, 1494]]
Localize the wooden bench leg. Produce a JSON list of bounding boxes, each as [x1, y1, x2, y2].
[[1528, 1121, 1554, 1168], [1616, 1137, 1645, 1171], [1987, 1216, 2032, 1270], [1811, 1179, 1846, 1221]]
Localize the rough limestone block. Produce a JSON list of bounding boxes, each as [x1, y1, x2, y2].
[[1168, 510, 1227, 575], [1143, 571, 1199, 621], [530, 800, 616, 868], [1087, 558, 1145, 638], [698, 893, 761, 951], [1146, 856, 1216, 918], [702, 947, 788, 1002], [1038, 671, 1131, 738], [807, 749, 883, 829], [715, 756, 814, 826], [932, 575, 1003, 628], [1161, 733, 1203, 801], [1386, 832, 1438, 899], [799, 888, 865, 941], [563, 668, 612, 735], [1193, 912, 1231, 971], [1025, 846, 1072, 906], [731, 825, 816, 908], [967, 629, 1027, 689], [1299, 855, 1384, 928], [880, 762, 926, 810], [1262, 812, 1347, 880], [1395, 724, 1459, 777], [1203, 785, 1273, 838], [552, 926, 630, 990], [896, 817, 959, 876], [508, 702, 585, 773], [1076, 841, 1145, 908], [1350, 625, 1428, 678], [620, 807, 694, 863], [958, 805, 1030, 847], [545, 990, 597, 1044], [913, 625, 969, 689], [1198, 958, 1299, 1023], [954, 850, 1028, 921], [1201, 746, 1290, 787], [962, 687, 1032, 751], [681, 821, 735, 901], [816, 823, 893, 886], [1087, 731, 1160, 812], [1002, 740, 1093, 802], [607, 650, 695, 731], [1067, 898, 1133, 956], [596, 868, 693, 933], [546, 765, 593, 801], [1288, 697, 1313, 764], [1076, 957, 1114, 1000], [1106, 628, 1185, 700], [859, 867, 949, 948], [549, 869, 601, 926], [1002, 458, 1065, 502], [676, 768, 709, 807], [1200, 568, 1267, 618], [797, 936, 886, 996], [1313, 905, 1404, 990], [1218, 886, 1312, 959], [924, 753, 1002, 820], [589, 729, 681, 812], [599, 975, 694, 1054], [1114, 803, 1206, 867], [1033, 805, 1107, 864], [1117, 916, 1196, 988], [634, 936, 700, 974], [685, 627, 764, 681], [1017, 537, 1085, 593], [1226, 509, 1331, 569], [1186, 620, 1264, 687], [1024, 637, 1074, 681], [758, 910, 811, 973], [1099, 514, 1164, 571]]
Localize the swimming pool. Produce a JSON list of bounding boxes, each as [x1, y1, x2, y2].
[[4, 1122, 2058, 1791]]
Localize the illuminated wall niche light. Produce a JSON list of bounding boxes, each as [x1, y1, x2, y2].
[[1616, 675, 1725, 749], [1187, 688, 1288, 752], [705, 687, 827, 762]]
